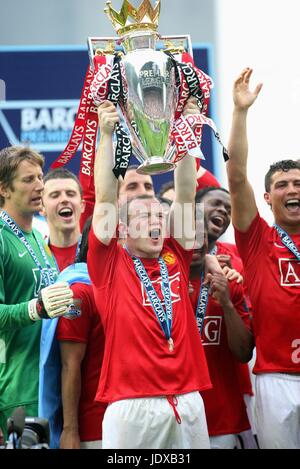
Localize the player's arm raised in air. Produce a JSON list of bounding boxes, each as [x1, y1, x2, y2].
[[92, 101, 120, 245], [169, 97, 198, 249], [226, 68, 263, 232]]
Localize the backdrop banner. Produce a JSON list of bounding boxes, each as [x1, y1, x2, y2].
[[0, 44, 215, 192]]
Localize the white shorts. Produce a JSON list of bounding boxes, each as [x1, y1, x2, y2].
[[210, 434, 238, 449], [210, 431, 258, 450], [102, 392, 210, 449], [255, 373, 300, 449], [80, 440, 102, 449]]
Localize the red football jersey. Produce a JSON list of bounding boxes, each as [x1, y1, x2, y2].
[[215, 240, 253, 320], [190, 277, 251, 435], [56, 282, 107, 441], [235, 213, 300, 374], [216, 241, 244, 272], [88, 229, 211, 403], [196, 169, 221, 192], [50, 243, 78, 272], [220, 242, 240, 259], [215, 242, 254, 396]]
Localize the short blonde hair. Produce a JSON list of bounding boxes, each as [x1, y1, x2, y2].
[[0, 146, 44, 206]]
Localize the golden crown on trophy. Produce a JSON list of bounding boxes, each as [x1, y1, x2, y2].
[[104, 0, 161, 36]]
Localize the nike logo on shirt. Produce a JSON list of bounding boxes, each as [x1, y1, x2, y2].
[[274, 242, 285, 249], [18, 251, 27, 258]]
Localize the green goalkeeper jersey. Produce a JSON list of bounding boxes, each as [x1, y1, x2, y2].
[[0, 219, 58, 412]]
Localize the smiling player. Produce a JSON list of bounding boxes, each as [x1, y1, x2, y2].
[[226, 67, 300, 449]]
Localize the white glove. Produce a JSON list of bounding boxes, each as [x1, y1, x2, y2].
[[28, 281, 73, 321]]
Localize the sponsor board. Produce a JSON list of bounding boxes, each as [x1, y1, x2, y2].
[[0, 45, 215, 189]]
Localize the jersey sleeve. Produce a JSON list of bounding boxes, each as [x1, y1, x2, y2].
[[0, 302, 32, 331], [56, 283, 93, 343], [231, 281, 252, 331], [234, 212, 270, 269], [87, 226, 119, 289], [0, 251, 34, 330], [196, 169, 221, 191]]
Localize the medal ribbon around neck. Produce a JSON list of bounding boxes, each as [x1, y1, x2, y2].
[[0, 210, 56, 286], [195, 245, 217, 335], [274, 224, 300, 261], [128, 251, 174, 352]]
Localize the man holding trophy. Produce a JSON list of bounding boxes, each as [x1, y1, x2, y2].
[[89, 98, 213, 449], [85, 0, 225, 449]]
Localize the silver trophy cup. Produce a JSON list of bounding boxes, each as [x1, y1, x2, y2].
[[120, 31, 177, 174], [88, 0, 194, 175], [88, 32, 193, 175]]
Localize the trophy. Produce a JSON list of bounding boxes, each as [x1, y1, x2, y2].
[[87, 0, 219, 177], [52, 0, 227, 180]]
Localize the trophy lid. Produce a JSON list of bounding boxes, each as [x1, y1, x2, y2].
[[104, 0, 161, 37]]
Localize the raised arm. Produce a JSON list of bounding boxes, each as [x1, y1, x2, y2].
[[226, 68, 263, 232], [92, 101, 120, 244], [170, 98, 198, 249]]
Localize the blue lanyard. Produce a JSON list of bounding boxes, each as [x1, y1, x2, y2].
[[0, 210, 56, 286], [195, 272, 210, 335], [195, 245, 217, 335], [75, 235, 82, 259], [129, 251, 174, 352], [274, 224, 300, 261]]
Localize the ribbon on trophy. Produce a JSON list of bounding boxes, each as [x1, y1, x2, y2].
[[93, 53, 132, 179], [50, 54, 111, 221], [166, 51, 229, 163]]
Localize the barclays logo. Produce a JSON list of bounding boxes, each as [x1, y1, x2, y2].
[[0, 99, 79, 152]]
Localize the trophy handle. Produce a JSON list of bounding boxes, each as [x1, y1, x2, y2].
[[87, 34, 193, 70], [87, 37, 120, 70], [159, 35, 193, 57]]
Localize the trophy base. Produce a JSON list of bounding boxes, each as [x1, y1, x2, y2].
[[136, 158, 176, 176]]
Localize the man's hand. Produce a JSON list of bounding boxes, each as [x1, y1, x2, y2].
[[233, 68, 263, 111], [216, 254, 232, 269], [97, 100, 119, 136], [209, 273, 232, 308], [222, 266, 243, 284], [60, 428, 81, 450], [182, 96, 200, 119], [28, 282, 73, 321], [204, 254, 224, 280]]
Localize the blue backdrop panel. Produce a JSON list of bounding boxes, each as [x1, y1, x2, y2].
[[0, 44, 215, 193]]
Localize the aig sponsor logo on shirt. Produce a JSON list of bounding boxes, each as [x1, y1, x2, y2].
[[141, 272, 181, 307], [202, 316, 222, 346], [32, 267, 58, 296], [278, 258, 300, 286]]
